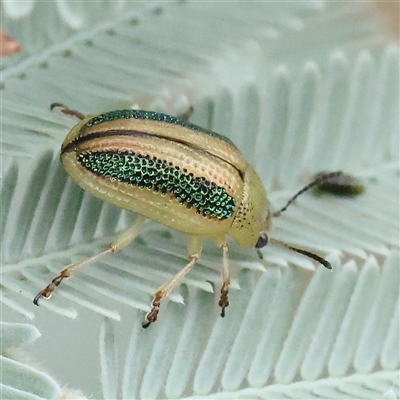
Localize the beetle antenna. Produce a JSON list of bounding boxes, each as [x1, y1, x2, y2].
[[273, 171, 344, 217], [270, 238, 332, 269]]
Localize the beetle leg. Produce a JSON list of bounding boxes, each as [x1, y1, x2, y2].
[[177, 106, 194, 121], [142, 255, 198, 328], [142, 235, 202, 328], [33, 215, 146, 305], [50, 103, 85, 120], [219, 242, 230, 317]]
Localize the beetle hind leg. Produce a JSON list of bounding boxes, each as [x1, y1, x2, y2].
[[50, 102, 85, 120], [218, 242, 230, 317]]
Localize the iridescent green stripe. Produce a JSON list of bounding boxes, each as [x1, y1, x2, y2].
[[84, 110, 237, 148], [77, 151, 235, 220]]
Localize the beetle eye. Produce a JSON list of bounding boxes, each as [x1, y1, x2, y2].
[[255, 233, 269, 248]]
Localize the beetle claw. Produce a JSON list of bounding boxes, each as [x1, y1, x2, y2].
[[33, 284, 54, 305]]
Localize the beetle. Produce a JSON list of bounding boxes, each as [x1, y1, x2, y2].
[[34, 103, 336, 328]]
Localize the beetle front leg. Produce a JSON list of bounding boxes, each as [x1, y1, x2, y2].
[[33, 215, 146, 305], [142, 235, 202, 328], [219, 242, 230, 317]]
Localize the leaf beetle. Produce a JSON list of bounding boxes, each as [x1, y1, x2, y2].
[[34, 103, 336, 328]]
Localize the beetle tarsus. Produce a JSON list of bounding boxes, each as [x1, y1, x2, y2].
[[50, 102, 66, 111], [33, 288, 51, 305], [50, 102, 85, 120], [219, 284, 230, 317], [142, 297, 161, 328], [33, 269, 71, 305]]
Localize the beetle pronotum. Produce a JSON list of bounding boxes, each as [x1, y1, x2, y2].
[[34, 103, 338, 328]]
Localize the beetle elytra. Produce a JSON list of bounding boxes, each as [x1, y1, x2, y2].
[[34, 103, 336, 328]]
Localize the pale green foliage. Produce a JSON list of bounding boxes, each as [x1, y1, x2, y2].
[[0, 323, 63, 399], [1, 1, 399, 399]]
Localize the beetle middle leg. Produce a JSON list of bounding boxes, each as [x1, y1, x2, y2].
[[142, 235, 202, 328], [33, 215, 146, 305]]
